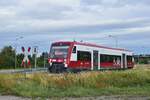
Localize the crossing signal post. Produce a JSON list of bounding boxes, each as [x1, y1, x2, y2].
[[33, 46, 38, 69]]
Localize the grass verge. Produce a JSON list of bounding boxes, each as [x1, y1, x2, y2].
[[0, 67, 150, 97]]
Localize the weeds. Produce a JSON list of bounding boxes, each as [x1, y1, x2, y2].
[[0, 67, 150, 97]]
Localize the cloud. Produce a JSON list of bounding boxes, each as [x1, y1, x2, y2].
[[81, 0, 150, 7], [0, 0, 18, 7], [16, 0, 78, 20], [0, 0, 150, 54]]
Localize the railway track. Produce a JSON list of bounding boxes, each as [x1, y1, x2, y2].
[[0, 68, 48, 74]]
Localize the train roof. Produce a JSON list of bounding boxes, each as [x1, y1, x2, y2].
[[52, 41, 132, 52]]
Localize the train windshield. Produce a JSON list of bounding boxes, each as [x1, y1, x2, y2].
[[50, 46, 69, 58]]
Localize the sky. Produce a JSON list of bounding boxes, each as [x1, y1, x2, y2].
[[0, 0, 150, 54]]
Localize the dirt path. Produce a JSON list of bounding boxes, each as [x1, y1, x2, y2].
[[0, 95, 150, 100]]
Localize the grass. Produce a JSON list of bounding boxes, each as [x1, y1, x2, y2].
[[0, 65, 150, 97]]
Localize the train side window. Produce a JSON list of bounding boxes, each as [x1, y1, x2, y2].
[[72, 46, 76, 53], [100, 54, 121, 63], [127, 56, 132, 62], [77, 51, 91, 61]]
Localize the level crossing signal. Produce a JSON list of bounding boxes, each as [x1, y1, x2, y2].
[[21, 46, 31, 68]]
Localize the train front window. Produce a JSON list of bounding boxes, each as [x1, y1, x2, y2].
[[50, 46, 69, 58]]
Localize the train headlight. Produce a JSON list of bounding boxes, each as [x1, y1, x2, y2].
[[64, 59, 67, 67], [50, 62, 52, 66], [64, 63, 68, 68]]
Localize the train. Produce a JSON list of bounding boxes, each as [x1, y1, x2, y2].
[[48, 41, 134, 73]]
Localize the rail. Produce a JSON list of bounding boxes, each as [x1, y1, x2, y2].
[[0, 68, 48, 74]]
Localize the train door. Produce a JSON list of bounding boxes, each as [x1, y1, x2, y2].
[[122, 53, 126, 69], [93, 50, 99, 70]]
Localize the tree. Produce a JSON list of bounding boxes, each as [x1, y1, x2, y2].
[[0, 46, 15, 69], [0, 46, 49, 69], [16, 53, 24, 68], [36, 52, 48, 67]]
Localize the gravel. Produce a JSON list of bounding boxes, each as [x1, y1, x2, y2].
[[0, 95, 150, 100]]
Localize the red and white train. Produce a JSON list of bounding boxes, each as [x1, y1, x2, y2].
[[48, 41, 134, 73]]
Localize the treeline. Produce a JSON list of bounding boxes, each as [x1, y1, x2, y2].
[[0, 46, 49, 69], [134, 55, 150, 64]]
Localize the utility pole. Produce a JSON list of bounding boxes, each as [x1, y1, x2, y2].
[[15, 46, 17, 69], [35, 54, 37, 69], [44, 52, 45, 68], [15, 36, 23, 69], [33, 46, 38, 69], [108, 35, 118, 48]]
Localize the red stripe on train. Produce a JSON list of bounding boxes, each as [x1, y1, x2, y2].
[[69, 61, 91, 69]]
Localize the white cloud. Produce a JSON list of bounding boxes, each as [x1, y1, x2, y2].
[[0, 0, 150, 54], [19, 0, 80, 7]]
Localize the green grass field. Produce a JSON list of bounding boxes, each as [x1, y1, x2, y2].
[[0, 65, 150, 97]]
